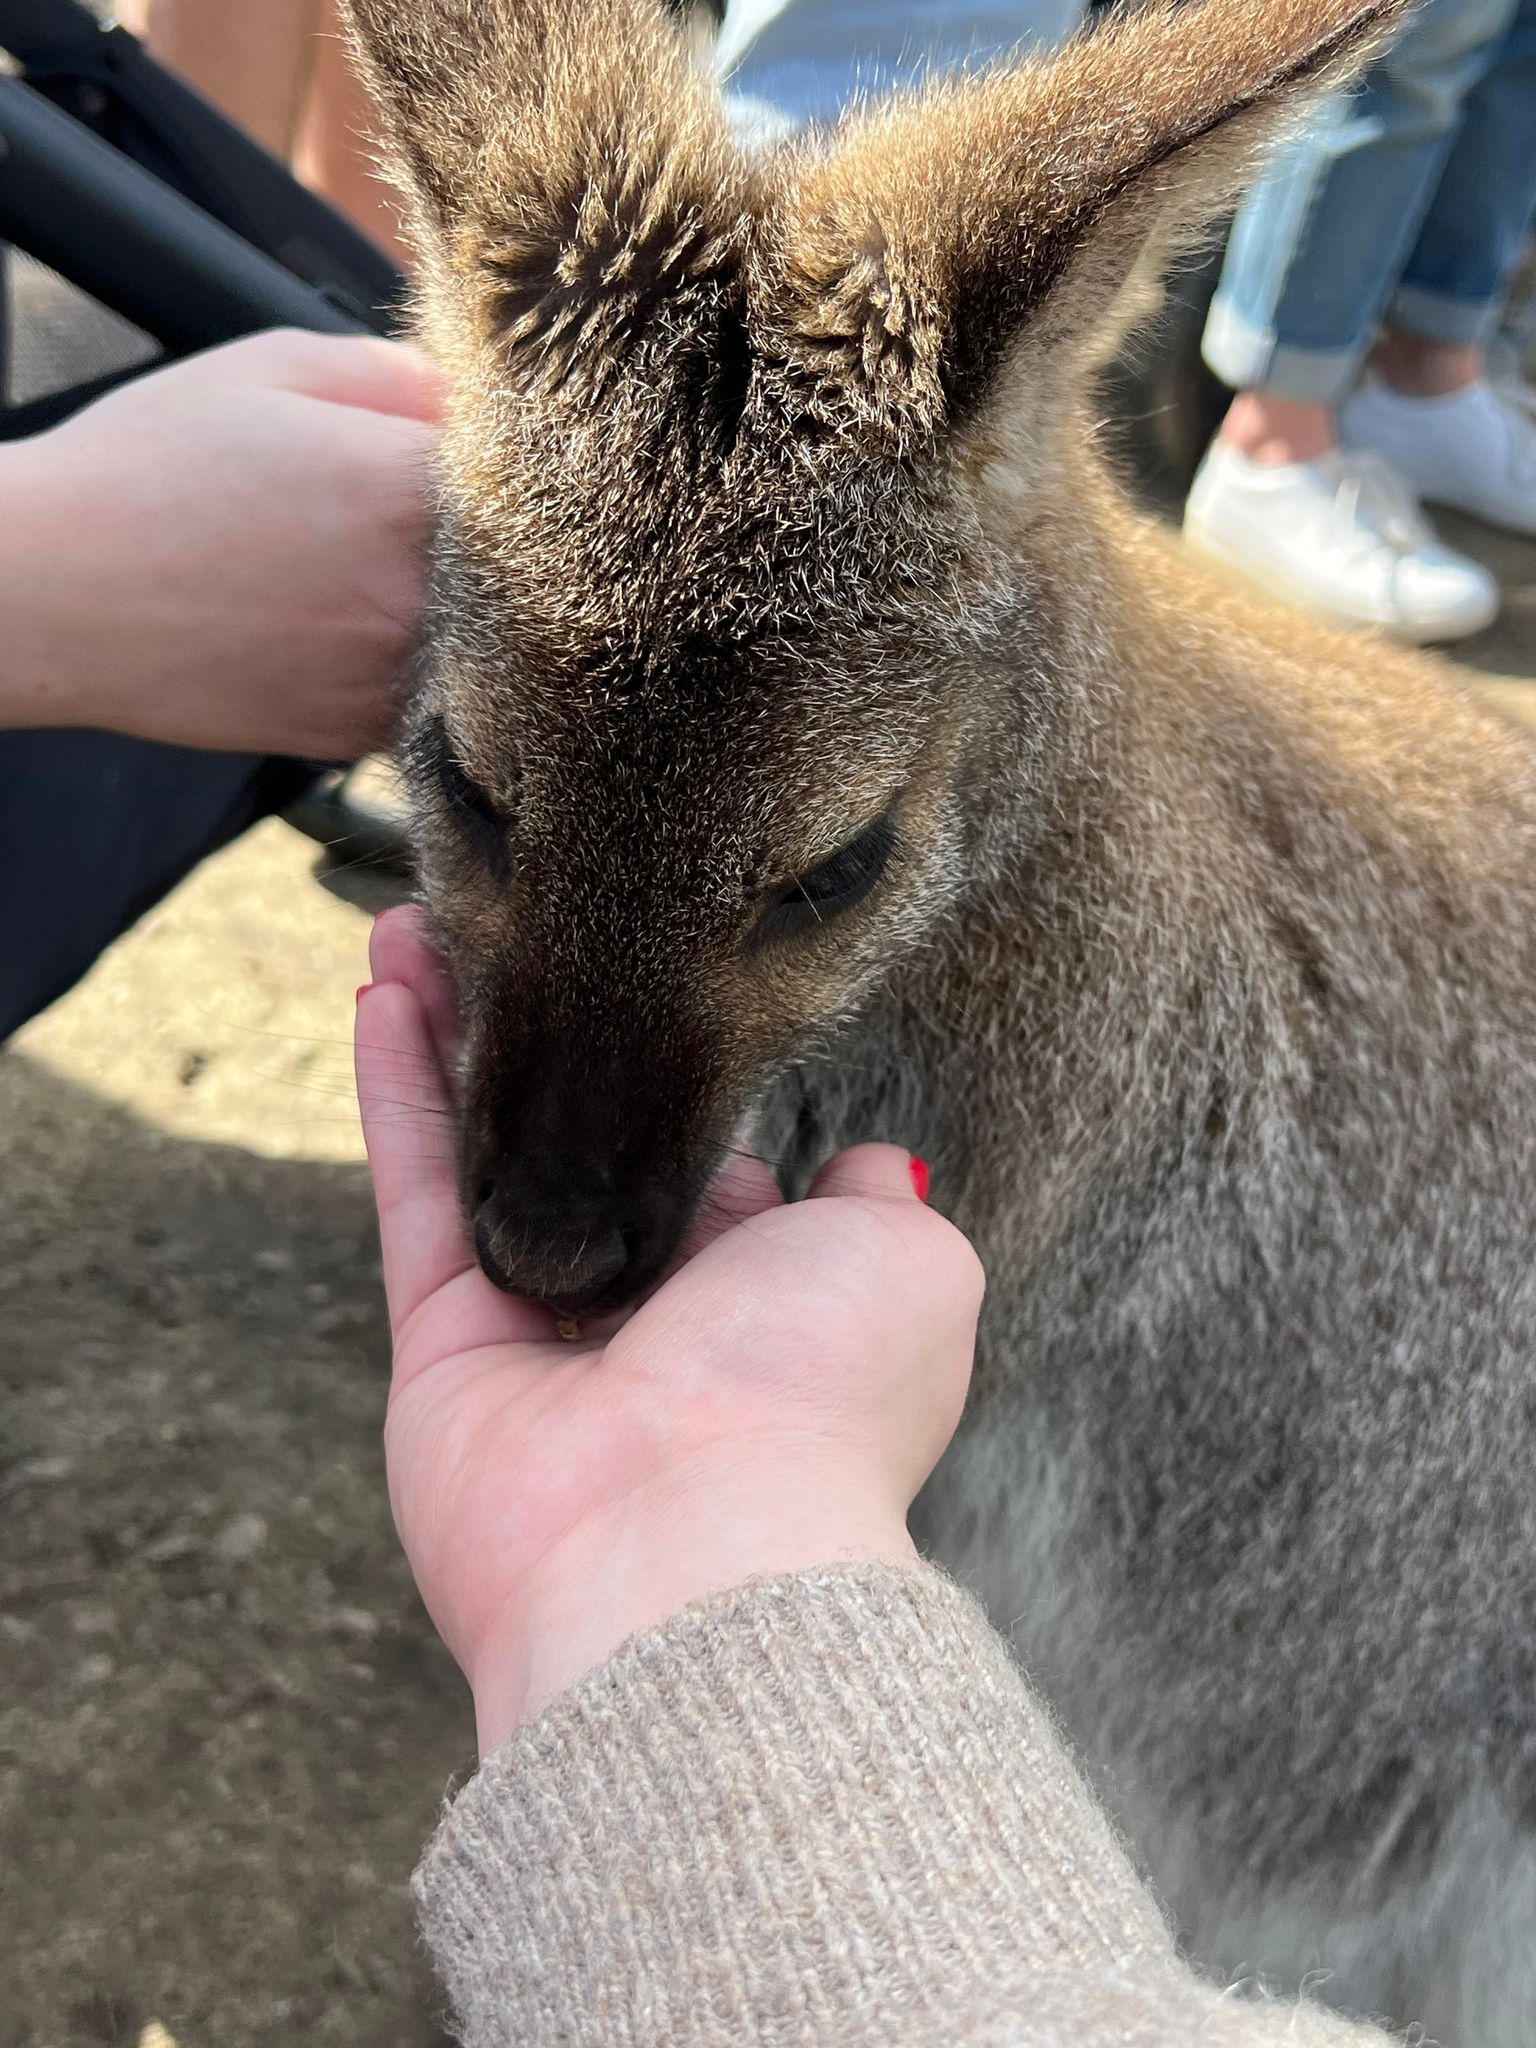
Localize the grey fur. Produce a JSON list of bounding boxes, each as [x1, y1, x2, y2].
[[341, 0, 1536, 2034]]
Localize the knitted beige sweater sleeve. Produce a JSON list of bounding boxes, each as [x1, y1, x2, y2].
[[415, 1562, 1394, 2047]]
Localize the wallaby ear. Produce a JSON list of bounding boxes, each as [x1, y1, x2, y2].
[[773, 0, 1408, 443], [338, 0, 756, 395]]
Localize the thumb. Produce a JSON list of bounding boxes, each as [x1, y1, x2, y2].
[[275, 330, 445, 423], [808, 1143, 929, 1205]]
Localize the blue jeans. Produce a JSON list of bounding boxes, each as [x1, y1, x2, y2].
[[716, 0, 1084, 137], [1204, 0, 1536, 402]]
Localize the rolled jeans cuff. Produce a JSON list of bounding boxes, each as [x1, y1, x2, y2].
[[1201, 293, 1368, 404], [1384, 281, 1502, 348]]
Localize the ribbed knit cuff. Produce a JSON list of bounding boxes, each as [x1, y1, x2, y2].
[[414, 1561, 1175, 2047]]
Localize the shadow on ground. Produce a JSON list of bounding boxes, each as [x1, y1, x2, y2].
[[0, 1051, 463, 2048]]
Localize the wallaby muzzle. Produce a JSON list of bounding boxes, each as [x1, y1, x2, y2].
[[462, 1019, 725, 1314]]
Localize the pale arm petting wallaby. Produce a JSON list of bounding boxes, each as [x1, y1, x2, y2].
[[418, 1565, 1398, 2048]]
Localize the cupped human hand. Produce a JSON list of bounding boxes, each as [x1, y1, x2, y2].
[[0, 329, 440, 757], [355, 907, 985, 1754]]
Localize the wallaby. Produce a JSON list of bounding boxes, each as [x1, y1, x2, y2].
[[342, 0, 1536, 2037]]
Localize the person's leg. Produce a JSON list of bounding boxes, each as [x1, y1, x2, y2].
[[716, 0, 1085, 141], [294, 0, 414, 266], [1382, 0, 1536, 366], [1203, 0, 1519, 446], [0, 732, 310, 1039], [1212, 0, 1523, 432], [117, 0, 321, 160], [1185, 0, 1515, 639], [1335, 0, 1536, 532], [122, 0, 405, 264]]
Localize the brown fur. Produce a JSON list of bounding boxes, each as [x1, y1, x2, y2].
[[343, 0, 1536, 2035]]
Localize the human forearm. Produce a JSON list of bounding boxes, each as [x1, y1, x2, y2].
[[418, 1563, 1396, 2048], [423, 1565, 1402, 2046]]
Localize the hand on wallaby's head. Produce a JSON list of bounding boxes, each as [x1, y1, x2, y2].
[[341, 0, 1404, 1313]]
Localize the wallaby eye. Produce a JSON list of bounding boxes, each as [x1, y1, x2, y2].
[[423, 716, 509, 875], [751, 811, 897, 950]]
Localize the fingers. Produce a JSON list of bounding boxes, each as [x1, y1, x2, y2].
[[290, 334, 444, 422], [211, 329, 446, 422], [807, 1142, 925, 1205], [369, 906, 462, 1072], [670, 1142, 976, 1339], [806, 1144, 985, 1362], [630, 1139, 985, 1469], [357, 947, 557, 1367], [676, 1151, 784, 1262], [355, 977, 476, 1342]]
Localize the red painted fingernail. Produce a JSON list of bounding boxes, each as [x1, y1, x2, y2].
[[909, 1155, 930, 1201], [355, 983, 373, 1005]]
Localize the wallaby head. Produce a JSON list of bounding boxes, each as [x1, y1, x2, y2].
[[343, 0, 1402, 1314]]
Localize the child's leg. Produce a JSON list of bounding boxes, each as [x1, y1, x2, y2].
[[116, 0, 321, 161], [295, 0, 415, 266]]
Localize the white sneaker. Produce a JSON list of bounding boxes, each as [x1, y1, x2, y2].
[[1340, 374, 1536, 537], [1184, 442, 1499, 643]]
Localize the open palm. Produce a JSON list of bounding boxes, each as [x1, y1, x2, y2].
[[355, 908, 983, 1750]]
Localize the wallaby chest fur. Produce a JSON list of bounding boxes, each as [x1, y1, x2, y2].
[[340, 0, 1536, 2034], [765, 475, 1536, 2037]]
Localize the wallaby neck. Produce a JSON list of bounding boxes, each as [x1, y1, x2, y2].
[[824, 438, 1284, 1251]]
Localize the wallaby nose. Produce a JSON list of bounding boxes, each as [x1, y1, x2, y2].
[[472, 1177, 637, 1313]]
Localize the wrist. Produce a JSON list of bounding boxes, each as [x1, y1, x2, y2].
[[469, 1461, 917, 1755]]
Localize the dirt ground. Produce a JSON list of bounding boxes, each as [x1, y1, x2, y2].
[[2, 520, 1535, 2047], [0, 819, 462, 2048]]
